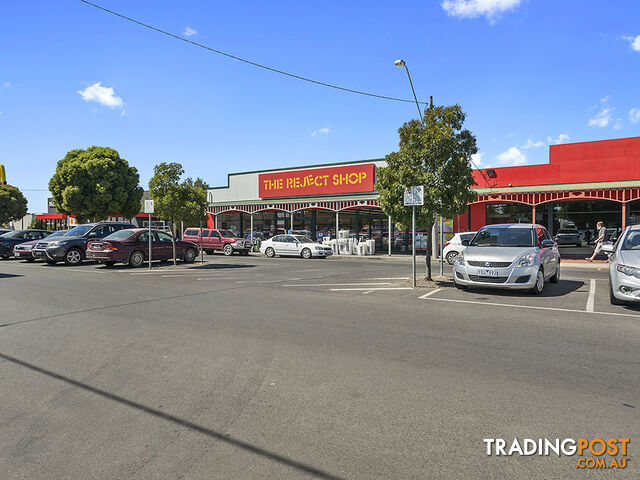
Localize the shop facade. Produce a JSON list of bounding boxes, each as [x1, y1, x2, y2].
[[207, 136, 640, 254]]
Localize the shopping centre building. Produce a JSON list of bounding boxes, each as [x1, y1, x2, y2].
[[206, 136, 640, 254]]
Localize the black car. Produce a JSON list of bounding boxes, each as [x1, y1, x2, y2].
[[32, 222, 135, 265], [0, 230, 52, 259]]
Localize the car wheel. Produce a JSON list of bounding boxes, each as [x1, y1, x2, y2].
[[610, 283, 624, 305], [301, 248, 312, 259], [549, 262, 560, 283], [64, 248, 83, 266], [446, 251, 458, 265], [529, 269, 545, 295], [128, 250, 145, 268], [183, 248, 197, 263], [1, 255, 9, 260], [104, 261, 116, 267], [265, 247, 275, 258], [223, 244, 233, 256]]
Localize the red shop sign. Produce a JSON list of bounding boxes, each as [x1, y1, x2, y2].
[[259, 163, 376, 198]]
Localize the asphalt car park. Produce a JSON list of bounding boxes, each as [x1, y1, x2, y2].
[[1, 253, 638, 479]]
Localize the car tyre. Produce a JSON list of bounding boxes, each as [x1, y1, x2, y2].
[[223, 244, 233, 256], [446, 251, 458, 265], [1, 255, 9, 260], [183, 248, 197, 263], [64, 248, 83, 266], [301, 248, 312, 259], [265, 247, 275, 258], [529, 269, 545, 295], [610, 283, 624, 305], [549, 262, 560, 283], [128, 250, 145, 268]]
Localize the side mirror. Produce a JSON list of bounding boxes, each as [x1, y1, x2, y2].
[[541, 239, 555, 248], [601, 244, 614, 253], [461, 239, 470, 246]]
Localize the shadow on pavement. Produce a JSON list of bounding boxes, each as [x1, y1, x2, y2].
[[0, 352, 344, 480], [0, 273, 23, 279], [465, 279, 584, 299], [187, 263, 256, 270]]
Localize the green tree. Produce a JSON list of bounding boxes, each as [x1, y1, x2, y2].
[[375, 104, 477, 280], [149, 163, 208, 264], [0, 184, 28, 226], [49, 146, 144, 223]]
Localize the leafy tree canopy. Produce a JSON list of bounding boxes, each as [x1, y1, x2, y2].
[[0, 184, 28, 225], [375, 104, 477, 231], [49, 146, 144, 223]]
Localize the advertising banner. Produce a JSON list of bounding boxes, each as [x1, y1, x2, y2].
[[259, 163, 375, 198]]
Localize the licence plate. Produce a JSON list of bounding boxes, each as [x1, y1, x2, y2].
[[478, 269, 499, 277]]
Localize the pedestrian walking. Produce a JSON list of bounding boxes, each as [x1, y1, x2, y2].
[[586, 221, 607, 262]]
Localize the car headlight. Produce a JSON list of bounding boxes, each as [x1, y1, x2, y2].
[[315, 246, 324, 250], [455, 253, 465, 265], [616, 264, 640, 279], [516, 253, 536, 267]]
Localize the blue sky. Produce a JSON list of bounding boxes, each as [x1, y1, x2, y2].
[[1, 0, 639, 211]]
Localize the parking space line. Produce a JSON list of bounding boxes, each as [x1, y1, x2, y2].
[[419, 289, 442, 299], [420, 297, 640, 318], [330, 287, 412, 292], [282, 282, 392, 287], [363, 277, 409, 280], [586, 279, 596, 312]]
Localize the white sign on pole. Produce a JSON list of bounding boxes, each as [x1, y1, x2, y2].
[[144, 199, 155, 214], [403, 186, 424, 206]]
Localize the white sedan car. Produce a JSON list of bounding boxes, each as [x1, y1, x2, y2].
[[443, 232, 476, 264], [603, 225, 640, 304], [260, 234, 333, 259]]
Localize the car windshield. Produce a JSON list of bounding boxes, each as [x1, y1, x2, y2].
[[47, 230, 68, 238], [621, 230, 640, 250], [294, 236, 314, 243], [219, 230, 237, 238], [0, 230, 24, 238], [470, 227, 534, 247], [66, 225, 93, 236], [104, 230, 136, 240]]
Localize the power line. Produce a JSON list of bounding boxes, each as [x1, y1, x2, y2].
[[79, 0, 428, 105]]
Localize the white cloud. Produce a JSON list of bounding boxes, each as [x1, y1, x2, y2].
[[497, 146, 526, 166], [547, 133, 570, 144], [588, 96, 612, 128], [77, 82, 123, 108], [629, 108, 640, 124], [623, 34, 640, 52], [521, 138, 544, 150], [311, 126, 330, 137], [183, 27, 198, 37], [2, 82, 11, 88], [441, 0, 524, 22], [470, 152, 483, 167], [613, 119, 623, 130]]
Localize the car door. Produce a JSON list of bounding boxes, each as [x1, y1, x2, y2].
[[537, 227, 554, 277], [137, 231, 152, 259], [270, 235, 284, 254], [209, 230, 222, 250], [155, 231, 174, 259], [282, 235, 299, 256]]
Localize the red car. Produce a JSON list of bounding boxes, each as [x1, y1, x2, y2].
[[182, 228, 251, 256], [86, 228, 199, 267]]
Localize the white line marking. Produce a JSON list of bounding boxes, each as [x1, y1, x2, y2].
[[419, 288, 442, 299], [420, 297, 640, 318], [363, 277, 409, 280], [586, 279, 596, 312], [330, 287, 412, 292], [283, 282, 391, 287], [197, 277, 237, 281]]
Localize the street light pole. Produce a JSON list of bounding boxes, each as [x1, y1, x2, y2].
[[394, 59, 423, 122]]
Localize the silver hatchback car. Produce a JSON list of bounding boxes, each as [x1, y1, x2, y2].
[[602, 225, 640, 305], [453, 224, 560, 294]]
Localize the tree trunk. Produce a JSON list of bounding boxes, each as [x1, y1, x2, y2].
[[172, 220, 177, 266], [425, 221, 434, 281]]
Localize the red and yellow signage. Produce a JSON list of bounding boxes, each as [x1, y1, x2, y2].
[[259, 163, 376, 198]]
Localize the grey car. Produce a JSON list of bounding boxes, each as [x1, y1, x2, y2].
[[603, 225, 640, 304], [452, 223, 560, 295]]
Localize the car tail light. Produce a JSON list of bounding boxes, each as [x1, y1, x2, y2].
[[103, 242, 118, 251], [444, 241, 450, 248]]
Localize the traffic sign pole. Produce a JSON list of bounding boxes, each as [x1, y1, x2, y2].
[[412, 205, 416, 287], [148, 213, 152, 269], [144, 199, 155, 270]]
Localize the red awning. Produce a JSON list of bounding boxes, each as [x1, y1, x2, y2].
[[36, 214, 68, 220]]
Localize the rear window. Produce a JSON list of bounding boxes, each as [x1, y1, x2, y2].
[[184, 229, 200, 236], [104, 230, 136, 240], [460, 233, 475, 241]]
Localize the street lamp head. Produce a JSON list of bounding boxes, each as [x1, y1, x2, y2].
[[394, 59, 406, 68]]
